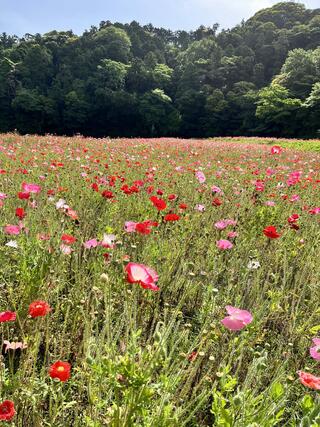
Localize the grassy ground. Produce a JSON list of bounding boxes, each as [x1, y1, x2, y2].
[[0, 134, 319, 426], [210, 136, 320, 152]]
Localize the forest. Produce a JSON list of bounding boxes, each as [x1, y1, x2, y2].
[[0, 1, 319, 138]]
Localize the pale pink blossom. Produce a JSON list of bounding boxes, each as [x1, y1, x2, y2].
[[195, 171, 206, 184], [125, 221, 137, 233], [211, 185, 223, 194], [221, 306, 253, 331], [195, 204, 205, 212], [60, 244, 73, 255], [84, 239, 100, 249], [3, 340, 27, 353], [216, 239, 233, 250], [101, 234, 116, 248]]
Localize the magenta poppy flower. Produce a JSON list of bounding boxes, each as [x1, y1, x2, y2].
[[4, 225, 20, 235], [22, 182, 41, 194], [271, 145, 282, 155], [0, 311, 16, 323], [125, 262, 159, 291], [221, 306, 253, 331], [216, 239, 233, 250], [310, 338, 320, 361]]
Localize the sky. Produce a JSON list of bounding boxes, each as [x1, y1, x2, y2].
[[0, 0, 319, 36]]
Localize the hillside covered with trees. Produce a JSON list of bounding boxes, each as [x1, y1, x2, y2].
[[0, 1, 319, 138]]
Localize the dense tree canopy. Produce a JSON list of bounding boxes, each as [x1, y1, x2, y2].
[[0, 2, 319, 137]]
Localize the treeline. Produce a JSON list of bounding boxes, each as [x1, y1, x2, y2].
[[0, 2, 319, 138]]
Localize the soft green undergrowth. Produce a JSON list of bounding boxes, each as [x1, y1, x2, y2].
[[211, 137, 320, 152]]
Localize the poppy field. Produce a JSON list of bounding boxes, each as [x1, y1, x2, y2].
[[0, 134, 319, 426]]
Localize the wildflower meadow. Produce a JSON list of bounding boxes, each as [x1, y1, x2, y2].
[[0, 134, 319, 426]]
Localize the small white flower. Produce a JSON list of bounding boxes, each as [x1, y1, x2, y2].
[[5, 240, 18, 249], [55, 199, 68, 210], [247, 260, 261, 270]]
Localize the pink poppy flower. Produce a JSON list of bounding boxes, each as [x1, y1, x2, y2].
[[22, 182, 41, 194], [125, 263, 159, 291], [84, 239, 100, 249], [211, 185, 223, 194], [215, 220, 228, 230], [271, 145, 282, 155], [290, 194, 300, 202], [0, 193, 7, 200], [265, 201, 275, 206], [3, 340, 27, 353], [298, 371, 320, 390], [195, 171, 206, 184], [60, 244, 73, 255], [227, 231, 238, 239], [310, 338, 320, 361], [255, 180, 264, 192], [195, 204, 205, 212], [4, 225, 20, 235], [216, 239, 233, 250], [0, 311, 16, 323], [101, 234, 116, 248], [309, 207, 320, 215], [124, 221, 137, 233], [221, 306, 253, 331]]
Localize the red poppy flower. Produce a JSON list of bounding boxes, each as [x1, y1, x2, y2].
[[0, 400, 15, 421], [28, 301, 51, 318], [150, 196, 166, 211], [0, 311, 16, 323], [164, 213, 180, 222], [49, 361, 71, 382], [101, 190, 114, 199], [288, 214, 299, 224], [61, 234, 77, 245], [263, 226, 281, 239], [179, 203, 188, 210], [212, 198, 222, 206], [135, 222, 152, 234], [15, 208, 26, 219], [168, 194, 177, 201], [18, 191, 30, 200], [91, 183, 99, 192]]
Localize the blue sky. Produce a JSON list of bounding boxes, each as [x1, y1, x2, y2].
[[0, 0, 319, 36]]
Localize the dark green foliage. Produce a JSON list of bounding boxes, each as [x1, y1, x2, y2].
[[0, 1, 319, 137]]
